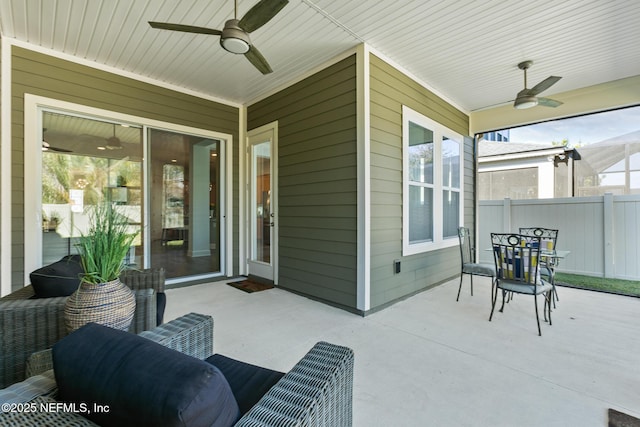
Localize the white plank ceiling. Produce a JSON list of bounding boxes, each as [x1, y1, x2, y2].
[[1, 0, 639, 112]]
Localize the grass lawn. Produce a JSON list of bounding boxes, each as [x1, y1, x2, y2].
[[555, 272, 640, 297]]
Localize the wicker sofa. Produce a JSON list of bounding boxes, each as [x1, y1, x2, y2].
[[0, 312, 355, 426], [0, 268, 165, 388]]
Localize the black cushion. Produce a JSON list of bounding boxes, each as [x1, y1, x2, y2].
[[206, 354, 285, 415], [53, 323, 240, 427], [156, 291, 167, 325], [29, 255, 84, 298]]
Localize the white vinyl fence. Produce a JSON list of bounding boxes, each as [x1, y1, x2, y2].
[[478, 194, 640, 280]]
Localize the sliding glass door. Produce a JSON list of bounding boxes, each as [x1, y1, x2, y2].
[[38, 107, 227, 281], [148, 128, 221, 279]]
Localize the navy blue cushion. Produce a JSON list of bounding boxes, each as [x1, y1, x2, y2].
[[53, 323, 240, 427], [30, 255, 83, 298], [206, 354, 284, 415], [156, 291, 167, 325]]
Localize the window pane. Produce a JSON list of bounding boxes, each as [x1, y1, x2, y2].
[[409, 185, 433, 243], [442, 136, 460, 188], [408, 122, 433, 184], [442, 190, 459, 238], [478, 168, 538, 200]]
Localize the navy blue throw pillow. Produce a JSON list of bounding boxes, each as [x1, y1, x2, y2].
[[30, 255, 84, 298], [53, 323, 240, 427], [206, 354, 285, 415]]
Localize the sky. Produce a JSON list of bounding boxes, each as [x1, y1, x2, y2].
[[508, 105, 640, 147]]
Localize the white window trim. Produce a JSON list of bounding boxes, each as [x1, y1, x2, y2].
[[402, 106, 464, 256]]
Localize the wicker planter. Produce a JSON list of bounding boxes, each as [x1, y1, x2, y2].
[[64, 279, 135, 333]]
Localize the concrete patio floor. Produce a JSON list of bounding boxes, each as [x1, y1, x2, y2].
[[165, 276, 640, 427]]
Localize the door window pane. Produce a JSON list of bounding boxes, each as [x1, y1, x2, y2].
[[42, 112, 143, 266], [253, 141, 271, 263], [149, 128, 220, 278]]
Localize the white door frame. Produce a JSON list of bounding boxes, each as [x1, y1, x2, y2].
[[245, 121, 278, 283]]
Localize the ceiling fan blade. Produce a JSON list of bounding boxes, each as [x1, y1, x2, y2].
[[49, 146, 73, 153], [537, 97, 563, 108], [148, 22, 222, 36], [244, 45, 273, 74], [42, 142, 72, 153], [238, 0, 289, 33], [529, 75, 562, 96], [516, 88, 534, 97]]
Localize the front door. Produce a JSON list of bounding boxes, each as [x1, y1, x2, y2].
[[247, 124, 277, 282]]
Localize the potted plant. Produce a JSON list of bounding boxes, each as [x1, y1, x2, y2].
[[64, 203, 139, 332]]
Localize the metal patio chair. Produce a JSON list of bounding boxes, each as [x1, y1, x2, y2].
[[490, 233, 553, 336], [519, 227, 559, 306], [457, 227, 496, 301]]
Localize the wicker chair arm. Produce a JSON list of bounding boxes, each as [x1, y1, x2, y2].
[[0, 295, 67, 388], [120, 267, 166, 293], [138, 312, 214, 360], [235, 341, 354, 427], [0, 284, 36, 301], [129, 288, 157, 334]]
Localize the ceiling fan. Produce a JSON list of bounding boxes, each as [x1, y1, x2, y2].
[[102, 124, 124, 150], [149, 0, 289, 75], [513, 60, 563, 109]]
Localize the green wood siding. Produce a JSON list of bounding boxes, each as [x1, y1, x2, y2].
[[369, 54, 471, 309], [9, 46, 239, 291], [248, 56, 358, 309]]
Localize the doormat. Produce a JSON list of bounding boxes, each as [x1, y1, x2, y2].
[[609, 408, 640, 427], [227, 279, 274, 293]]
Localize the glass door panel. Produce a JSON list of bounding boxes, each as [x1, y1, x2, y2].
[[247, 127, 276, 282], [253, 141, 271, 264], [149, 128, 221, 279], [41, 111, 143, 267]]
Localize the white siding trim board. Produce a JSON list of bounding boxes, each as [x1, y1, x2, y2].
[[356, 43, 371, 312]]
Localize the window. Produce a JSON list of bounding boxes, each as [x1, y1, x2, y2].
[[478, 167, 538, 200], [403, 106, 463, 255]]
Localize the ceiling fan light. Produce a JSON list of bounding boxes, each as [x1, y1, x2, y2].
[[220, 20, 251, 54], [221, 37, 250, 54], [106, 136, 123, 150], [514, 95, 538, 109]]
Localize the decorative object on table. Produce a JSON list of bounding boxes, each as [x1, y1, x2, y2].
[[64, 203, 138, 333]]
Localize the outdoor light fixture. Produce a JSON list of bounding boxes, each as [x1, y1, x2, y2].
[[220, 20, 251, 54], [514, 95, 539, 109]]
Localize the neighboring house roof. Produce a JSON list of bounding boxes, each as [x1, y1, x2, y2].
[[577, 130, 640, 173]]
